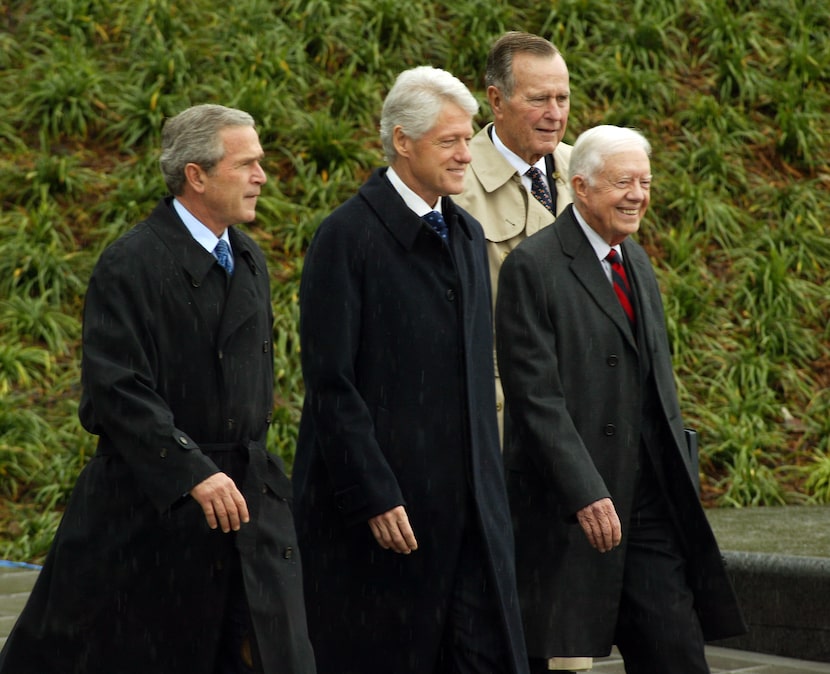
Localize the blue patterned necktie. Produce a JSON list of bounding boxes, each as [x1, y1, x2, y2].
[[526, 166, 554, 214], [214, 238, 233, 275], [423, 210, 449, 241]]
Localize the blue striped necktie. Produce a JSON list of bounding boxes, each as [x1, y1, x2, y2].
[[214, 239, 233, 275]]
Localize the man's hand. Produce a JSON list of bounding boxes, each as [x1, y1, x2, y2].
[[576, 497, 622, 553], [368, 505, 418, 554], [190, 472, 249, 533]]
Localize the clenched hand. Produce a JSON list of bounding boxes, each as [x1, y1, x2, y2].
[[576, 497, 622, 553], [190, 472, 249, 533], [368, 505, 418, 554]]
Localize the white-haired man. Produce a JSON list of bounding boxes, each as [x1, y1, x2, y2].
[[294, 66, 529, 674], [496, 125, 746, 673]]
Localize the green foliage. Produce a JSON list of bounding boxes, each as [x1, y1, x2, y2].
[[1, 0, 830, 562]]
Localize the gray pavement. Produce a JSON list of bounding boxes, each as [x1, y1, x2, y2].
[[2, 564, 830, 672]]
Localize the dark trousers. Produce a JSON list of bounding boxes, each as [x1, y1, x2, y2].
[[435, 524, 511, 674], [613, 505, 709, 674]]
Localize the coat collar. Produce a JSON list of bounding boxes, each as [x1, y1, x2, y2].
[[147, 197, 265, 347], [359, 168, 474, 251], [557, 205, 638, 350]]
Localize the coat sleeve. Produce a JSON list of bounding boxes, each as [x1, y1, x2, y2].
[[495, 244, 611, 516], [79, 241, 220, 513], [298, 216, 405, 526]]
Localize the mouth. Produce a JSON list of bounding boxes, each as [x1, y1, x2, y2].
[[619, 208, 640, 217]]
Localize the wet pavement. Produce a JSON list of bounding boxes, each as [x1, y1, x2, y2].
[[1, 564, 828, 672], [2, 505, 829, 671]]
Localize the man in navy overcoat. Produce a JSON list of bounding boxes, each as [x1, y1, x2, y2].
[[294, 67, 529, 674]]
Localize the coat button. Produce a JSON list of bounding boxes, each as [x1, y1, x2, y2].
[[191, 279, 200, 288], [446, 289, 456, 301], [604, 424, 616, 436], [607, 355, 619, 366], [283, 547, 294, 560], [179, 436, 189, 445], [496, 401, 503, 412], [159, 447, 168, 458]]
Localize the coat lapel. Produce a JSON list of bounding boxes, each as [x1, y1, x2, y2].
[[217, 228, 264, 347], [558, 208, 638, 351]]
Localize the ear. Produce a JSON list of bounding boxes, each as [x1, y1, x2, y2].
[[184, 163, 207, 194], [572, 175, 589, 200], [487, 85, 505, 119], [392, 125, 411, 159]]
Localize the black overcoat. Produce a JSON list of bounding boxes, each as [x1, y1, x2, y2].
[[293, 169, 528, 674], [0, 198, 315, 674], [495, 207, 745, 658]]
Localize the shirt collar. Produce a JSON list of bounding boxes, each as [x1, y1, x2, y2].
[[573, 205, 622, 263], [385, 166, 443, 217], [491, 126, 547, 177], [172, 198, 231, 253]]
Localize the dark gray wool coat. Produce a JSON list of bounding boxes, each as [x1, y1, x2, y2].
[[293, 168, 529, 674], [0, 198, 315, 674], [495, 206, 745, 658]]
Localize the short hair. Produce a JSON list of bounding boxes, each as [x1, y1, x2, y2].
[[159, 104, 256, 195], [485, 31, 562, 99], [568, 125, 652, 188], [380, 66, 478, 164]]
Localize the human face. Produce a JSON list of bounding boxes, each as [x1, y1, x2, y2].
[[189, 125, 266, 235], [489, 53, 570, 165], [573, 150, 651, 246], [393, 102, 473, 207]]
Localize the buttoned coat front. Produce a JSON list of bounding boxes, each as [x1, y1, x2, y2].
[[495, 207, 745, 658], [293, 168, 528, 674], [0, 198, 315, 674]]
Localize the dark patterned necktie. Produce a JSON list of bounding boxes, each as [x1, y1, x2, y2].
[[214, 239, 233, 275], [606, 249, 635, 327], [526, 166, 554, 214], [423, 210, 449, 241]]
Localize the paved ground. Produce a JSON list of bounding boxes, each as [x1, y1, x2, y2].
[[2, 563, 830, 672]]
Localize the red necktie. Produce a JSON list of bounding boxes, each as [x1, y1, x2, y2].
[[606, 249, 635, 327]]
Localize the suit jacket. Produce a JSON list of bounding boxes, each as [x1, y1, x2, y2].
[[0, 198, 315, 674], [495, 206, 745, 657], [293, 168, 529, 674], [455, 123, 572, 439]]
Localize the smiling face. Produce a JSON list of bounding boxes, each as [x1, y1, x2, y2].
[[182, 125, 267, 235], [573, 149, 652, 246], [392, 102, 473, 207], [489, 52, 570, 165]]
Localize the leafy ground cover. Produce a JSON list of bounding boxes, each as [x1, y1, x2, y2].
[[1, 0, 828, 562]]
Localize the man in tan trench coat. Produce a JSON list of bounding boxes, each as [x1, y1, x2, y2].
[[455, 31, 586, 672]]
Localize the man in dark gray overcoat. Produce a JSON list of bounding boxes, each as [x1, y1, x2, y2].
[[294, 66, 529, 674], [496, 125, 745, 673], [0, 105, 315, 674]]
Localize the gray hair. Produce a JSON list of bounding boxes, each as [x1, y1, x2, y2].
[[380, 66, 478, 164], [569, 125, 652, 189], [159, 104, 255, 195], [485, 31, 562, 99]]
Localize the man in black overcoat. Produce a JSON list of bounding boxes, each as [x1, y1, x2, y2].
[[495, 125, 746, 673], [293, 66, 529, 674], [0, 105, 315, 674]]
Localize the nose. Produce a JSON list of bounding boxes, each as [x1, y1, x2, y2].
[[628, 182, 645, 201], [253, 161, 267, 184], [456, 138, 472, 164]]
